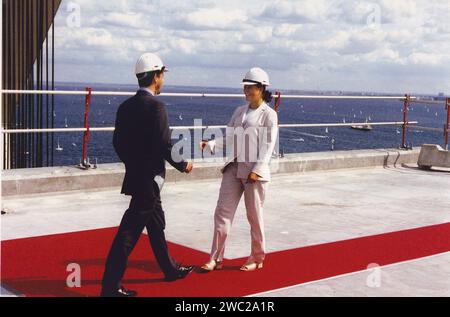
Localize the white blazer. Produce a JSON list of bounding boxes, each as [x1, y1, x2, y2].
[[208, 102, 279, 182]]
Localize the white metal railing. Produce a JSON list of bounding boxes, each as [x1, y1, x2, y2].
[[1, 89, 421, 134], [0, 121, 419, 134], [2, 88, 448, 171], [1, 89, 415, 100], [0, 89, 434, 164]]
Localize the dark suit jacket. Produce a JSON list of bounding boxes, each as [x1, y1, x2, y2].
[[113, 90, 188, 197]]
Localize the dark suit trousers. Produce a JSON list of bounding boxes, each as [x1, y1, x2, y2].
[[101, 185, 178, 291]]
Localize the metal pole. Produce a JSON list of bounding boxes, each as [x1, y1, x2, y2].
[[445, 98, 449, 151], [11, 0, 16, 168], [81, 87, 92, 168], [1, 121, 420, 134], [0, 90, 416, 100], [39, 0, 44, 167], [20, 0, 25, 168], [31, 0, 35, 167], [46, 0, 49, 167], [51, 0, 55, 166], [0, 0, 3, 171], [27, 0, 32, 168], [402, 94, 410, 149]]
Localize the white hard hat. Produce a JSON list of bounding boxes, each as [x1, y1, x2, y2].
[[241, 67, 270, 86], [135, 53, 167, 75]]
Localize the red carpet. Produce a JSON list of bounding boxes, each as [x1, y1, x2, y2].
[[1, 222, 450, 297]]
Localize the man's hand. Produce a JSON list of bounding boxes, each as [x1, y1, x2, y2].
[[247, 172, 261, 183], [185, 162, 193, 174]]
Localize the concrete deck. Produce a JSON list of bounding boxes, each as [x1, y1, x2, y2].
[[2, 147, 421, 197], [1, 150, 449, 296]]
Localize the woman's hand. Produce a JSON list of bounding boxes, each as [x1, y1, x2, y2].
[[247, 172, 261, 183], [200, 140, 208, 151]]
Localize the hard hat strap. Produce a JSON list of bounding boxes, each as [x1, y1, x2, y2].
[[242, 79, 262, 85]]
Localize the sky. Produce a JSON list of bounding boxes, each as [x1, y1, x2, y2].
[[53, 0, 450, 95]]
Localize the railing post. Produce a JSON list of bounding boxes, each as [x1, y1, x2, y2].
[[81, 87, 92, 169], [274, 91, 282, 113], [402, 94, 410, 149], [445, 98, 450, 151]]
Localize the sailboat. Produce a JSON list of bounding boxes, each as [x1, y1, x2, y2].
[[325, 127, 329, 134], [56, 139, 63, 151], [351, 118, 373, 131], [351, 124, 373, 131]]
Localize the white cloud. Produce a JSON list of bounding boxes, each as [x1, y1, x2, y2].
[[91, 12, 146, 29], [52, 0, 450, 94], [260, 0, 335, 23], [169, 38, 197, 54], [181, 8, 248, 30], [408, 52, 447, 66], [273, 24, 300, 38]]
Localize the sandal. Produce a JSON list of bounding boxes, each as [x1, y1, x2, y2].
[[199, 260, 223, 273], [240, 262, 263, 272]]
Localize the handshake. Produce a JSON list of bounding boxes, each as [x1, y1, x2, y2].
[[184, 140, 210, 174], [184, 140, 260, 183]]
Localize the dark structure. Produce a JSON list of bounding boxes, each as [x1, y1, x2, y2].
[[2, 0, 62, 169]]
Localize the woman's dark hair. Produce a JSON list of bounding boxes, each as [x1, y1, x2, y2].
[[257, 83, 273, 103], [137, 68, 165, 88]]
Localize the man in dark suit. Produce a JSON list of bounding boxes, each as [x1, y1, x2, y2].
[[101, 53, 194, 297]]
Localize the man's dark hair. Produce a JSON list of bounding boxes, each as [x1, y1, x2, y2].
[[136, 68, 165, 88]]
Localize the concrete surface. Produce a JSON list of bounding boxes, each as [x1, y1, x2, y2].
[[252, 252, 450, 297], [1, 160, 449, 297], [418, 144, 450, 169], [2, 148, 421, 197]]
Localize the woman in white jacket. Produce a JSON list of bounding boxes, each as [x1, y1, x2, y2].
[[200, 68, 279, 272]]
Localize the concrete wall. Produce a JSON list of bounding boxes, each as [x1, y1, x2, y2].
[[1, 148, 421, 197]]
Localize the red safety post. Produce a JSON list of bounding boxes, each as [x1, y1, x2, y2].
[[274, 91, 282, 114], [402, 94, 410, 149], [81, 87, 92, 168], [445, 98, 450, 150]]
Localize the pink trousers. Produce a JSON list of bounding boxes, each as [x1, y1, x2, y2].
[[209, 162, 268, 263]]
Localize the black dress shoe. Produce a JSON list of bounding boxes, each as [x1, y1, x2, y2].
[[164, 265, 195, 282], [100, 286, 137, 297]]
